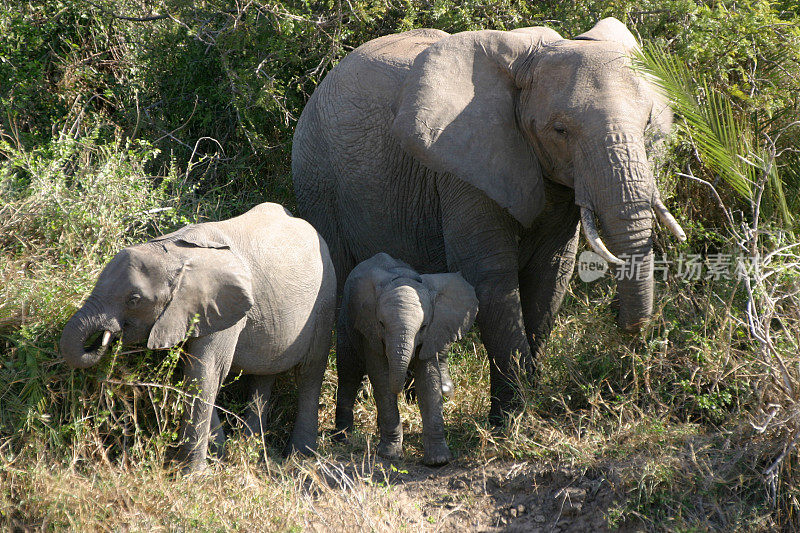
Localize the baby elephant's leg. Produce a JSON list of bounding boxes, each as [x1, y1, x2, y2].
[[437, 351, 455, 400], [413, 356, 452, 466], [366, 355, 403, 459]]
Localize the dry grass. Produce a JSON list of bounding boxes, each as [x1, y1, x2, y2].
[[1, 133, 797, 533]]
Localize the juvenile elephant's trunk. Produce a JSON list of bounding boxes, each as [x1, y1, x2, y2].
[[387, 329, 416, 396], [59, 297, 115, 369]]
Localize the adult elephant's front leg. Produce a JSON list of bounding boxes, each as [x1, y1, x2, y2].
[[438, 178, 530, 426], [475, 277, 531, 425], [519, 183, 581, 372]]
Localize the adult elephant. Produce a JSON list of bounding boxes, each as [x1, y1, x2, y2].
[[292, 18, 686, 426]]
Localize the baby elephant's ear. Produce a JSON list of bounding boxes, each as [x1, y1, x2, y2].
[[419, 273, 479, 360], [147, 245, 253, 350]]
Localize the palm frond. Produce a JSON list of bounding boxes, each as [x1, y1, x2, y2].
[[633, 43, 754, 199]]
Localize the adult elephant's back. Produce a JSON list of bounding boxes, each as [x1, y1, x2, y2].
[[292, 29, 450, 287]]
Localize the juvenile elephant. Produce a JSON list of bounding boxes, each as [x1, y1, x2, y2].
[[59, 203, 337, 471], [293, 18, 687, 424], [340, 253, 478, 465]]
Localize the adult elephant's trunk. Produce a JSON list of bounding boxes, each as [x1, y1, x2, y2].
[[576, 131, 683, 332], [59, 297, 115, 369], [386, 329, 416, 396]]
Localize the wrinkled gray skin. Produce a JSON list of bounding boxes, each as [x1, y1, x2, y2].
[[60, 203, 336, 471], [293, 18, 682, 424], [340, 253, 478, 465]]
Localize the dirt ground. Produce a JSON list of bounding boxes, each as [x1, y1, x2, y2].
[[310, 456, 629, 532]]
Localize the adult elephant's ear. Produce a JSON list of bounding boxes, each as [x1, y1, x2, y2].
[[418, 273, 479, 361], [392, 28, 561, 228], [574, 17, 640, 51], [147, 243, 253, 350], [575, 18, 673, 142]]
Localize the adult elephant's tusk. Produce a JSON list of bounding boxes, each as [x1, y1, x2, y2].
[[101, 330, 112, 347], [653, 198, 687, 242], [581, 208, 625, 265]]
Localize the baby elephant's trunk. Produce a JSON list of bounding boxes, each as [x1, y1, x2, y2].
[[387, 329, 416, 395]]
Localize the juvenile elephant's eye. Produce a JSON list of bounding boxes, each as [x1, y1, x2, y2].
[[127, 294, 142, 308], [553, 122, 568, 136]]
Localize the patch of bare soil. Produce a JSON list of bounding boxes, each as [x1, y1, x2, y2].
[[355, 458, 627, 532]]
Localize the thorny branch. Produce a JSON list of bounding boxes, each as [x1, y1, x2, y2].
[[681, 125, 800, 507]]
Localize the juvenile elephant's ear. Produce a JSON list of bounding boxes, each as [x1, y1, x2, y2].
[[149, 224, 232, 250], [418, 273, 479, 361], [147, 244, 253, 350], [392, 28, 561, 228]]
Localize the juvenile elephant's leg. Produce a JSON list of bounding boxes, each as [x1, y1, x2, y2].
[[245, 374, 276, 438], [519, 191, 581, 374], [334, 317, 365, 438], [413, 357, 451, 466], [365, 352, 403, 459], [438, 177, 529, 426], [284, 324, 330, 457], [176, 322, 242, 472]]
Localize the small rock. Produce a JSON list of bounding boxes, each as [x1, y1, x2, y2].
[[516, 504, 526, 515], [534, 514, 546, 523], [555, 487, 586, 516], [509, 507, 518, 518], [448, 477, 468, 490]]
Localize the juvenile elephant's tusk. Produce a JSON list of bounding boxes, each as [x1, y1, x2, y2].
[[580, 208, 625, 266], [101, 330, 112, 347], [653, 198, 687, 242]]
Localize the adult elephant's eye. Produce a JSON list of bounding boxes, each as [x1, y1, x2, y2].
[[553, 122, 568, 136], [127, 294, 142, 308]]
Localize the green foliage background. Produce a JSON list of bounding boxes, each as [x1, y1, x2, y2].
[[2, 0, 800, 530]]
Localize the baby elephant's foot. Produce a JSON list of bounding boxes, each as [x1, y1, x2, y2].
[[377, 439, 403, 460], [423, 442, 452, 466]]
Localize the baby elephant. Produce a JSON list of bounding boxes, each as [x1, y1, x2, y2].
[[339, 253, 478, 465], [60, 203, 336, 471]]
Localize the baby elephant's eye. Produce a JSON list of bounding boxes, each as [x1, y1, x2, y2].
[[553, 122, 568, 136], [127, 294, 142, 308]]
